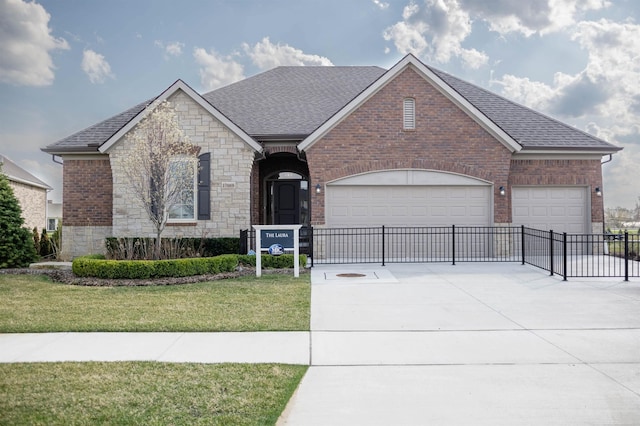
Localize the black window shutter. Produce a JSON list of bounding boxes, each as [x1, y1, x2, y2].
[[197, 153, 211, 220]]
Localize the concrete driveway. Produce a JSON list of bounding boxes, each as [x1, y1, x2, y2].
[[279, 262, 640, 425]]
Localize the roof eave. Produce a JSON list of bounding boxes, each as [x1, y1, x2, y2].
[[513, 146, 623, 158], [517, 146, 623, 154], [6, 175, 52, 190], [41, 146, 102, 155], [98, 80, 263, 154], [255, 134, 307, 142]]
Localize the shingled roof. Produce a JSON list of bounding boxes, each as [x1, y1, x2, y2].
[[0, 154, 51, 190], [42, 57, 620, 154], [429, 68, 619, 151], [202, 66, 386, 139]]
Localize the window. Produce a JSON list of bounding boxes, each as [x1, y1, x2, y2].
[[167, 158, 197, 221], [47, 218, 57, 232], [403, 97, 415, 130]]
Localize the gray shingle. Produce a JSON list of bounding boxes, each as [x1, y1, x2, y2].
[[42, 99, 153, 153], [429, 67, 618, 151], [202, 66, 386, 138]]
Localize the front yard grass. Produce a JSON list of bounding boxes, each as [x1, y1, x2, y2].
[[0, 362, 307, 425], [0, 273, 310, 332]]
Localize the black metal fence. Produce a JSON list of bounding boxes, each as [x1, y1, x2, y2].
[[240, 226, 639, 280]]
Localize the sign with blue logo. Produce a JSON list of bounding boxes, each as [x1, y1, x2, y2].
[[268, 244, 284, 256], [253, 225, 303, 278]]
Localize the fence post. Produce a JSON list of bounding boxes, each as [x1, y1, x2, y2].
[[381, 225, 386, 266], [310, 226, 314, 268], [452, 225, 456, 265], [239, 229, 247, 254], [549, 230, 554, 276], [521, 225, 525, 265], [563, 232, 568, 281], [624, 231, 629, 282]]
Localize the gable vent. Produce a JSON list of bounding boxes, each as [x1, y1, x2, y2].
[[403, 98, 415, 130]]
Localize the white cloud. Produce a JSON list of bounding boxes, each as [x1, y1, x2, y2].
[[155, 40, 184, 59], [193, 48, 245, 90], [383, 0, 487, 68], [383, 0, 611, 67], [81, 49, 114, 84], [0, 0, 69, 86], [242, 37, 333, 69], [494, 19, 640, 132], [372, 0, 390, 10], [490, 17, 640, 208], [459, 0, 610, 35]]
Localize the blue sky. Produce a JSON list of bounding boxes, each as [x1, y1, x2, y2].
[[1, 0, 638, 208]]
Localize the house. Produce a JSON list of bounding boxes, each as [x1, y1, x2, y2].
[[42, 54, 621, 259], [47, 200, 62, 232], [0, 154, 52, 232]]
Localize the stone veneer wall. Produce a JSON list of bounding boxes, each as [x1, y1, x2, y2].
[[60, 225, 112, 260], [109, 91, 255, 239], [9, 181, 47, 231]]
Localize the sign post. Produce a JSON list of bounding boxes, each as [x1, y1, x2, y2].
[[253, 225, 302, 277]]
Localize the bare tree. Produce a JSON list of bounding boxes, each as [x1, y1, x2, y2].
[[120, 100, 198, 259]]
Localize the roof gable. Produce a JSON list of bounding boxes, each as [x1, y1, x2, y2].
[[0, 154, 51, 190], [99, 80, 262, 154], [299, 54, 522, 153]]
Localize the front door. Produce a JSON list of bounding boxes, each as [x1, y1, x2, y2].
[[274, 181, 299, 224]]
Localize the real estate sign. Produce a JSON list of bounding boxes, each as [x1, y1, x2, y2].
[[253, 225, 302, 278]]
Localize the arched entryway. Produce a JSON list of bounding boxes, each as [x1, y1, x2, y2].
[[258, 152, 310, 225]]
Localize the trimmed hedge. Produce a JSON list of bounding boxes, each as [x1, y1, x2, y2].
[[73, 254, 239, 279], [72, 253, 306, 279], [238, 254, 307, 269]]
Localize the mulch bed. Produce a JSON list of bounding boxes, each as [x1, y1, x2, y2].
[[0, 267, 306, 287]]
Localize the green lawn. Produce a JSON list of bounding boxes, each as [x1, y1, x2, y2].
[[0, 362, 307, 425], [0, 273, 310, 332], [0, 273, 311, 424]]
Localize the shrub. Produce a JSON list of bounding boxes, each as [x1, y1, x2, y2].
[[105, 237, 241, 260], [72, 253, 305, 279], [238, 254, 307, 269], [72, 254, 240, 279], [0, 170, 38, 268]]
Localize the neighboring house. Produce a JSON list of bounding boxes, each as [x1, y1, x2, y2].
[[0, 154, 52, 232], [42, 54, 621, 259], [47, 200, 62, 232]]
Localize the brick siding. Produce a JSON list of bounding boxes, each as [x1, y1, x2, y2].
[[509, 159, 603, 223], [305, 67, 513, 224], [63, 158, 113, 226]]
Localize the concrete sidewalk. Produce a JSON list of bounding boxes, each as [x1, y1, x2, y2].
[[0, 332, 309, 364], [279, 263, 640, 425]]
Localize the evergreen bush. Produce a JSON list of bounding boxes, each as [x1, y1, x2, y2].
[[0, 170, 38, 268]]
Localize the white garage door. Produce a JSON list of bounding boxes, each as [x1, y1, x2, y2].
[[326, 185, 491, 226], [512, 186, 588, 233]]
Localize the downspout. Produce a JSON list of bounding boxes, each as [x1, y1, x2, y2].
[[600, 154, 613, 234], [51, 155, 63, 165]]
